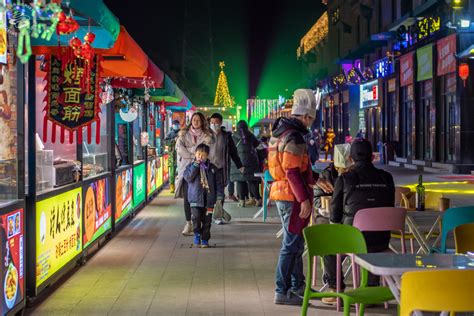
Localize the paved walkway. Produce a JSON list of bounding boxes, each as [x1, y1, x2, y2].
[[27, 190, 397, 316]]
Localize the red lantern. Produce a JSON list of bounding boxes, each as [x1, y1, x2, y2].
[[69, 37, 82, 50], [459, 63, 469, 87], [84, 32, 96, 44]]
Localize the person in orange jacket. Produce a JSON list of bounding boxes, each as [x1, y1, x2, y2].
[[268, 89, 333, 306], [324, 127, 336, 161]]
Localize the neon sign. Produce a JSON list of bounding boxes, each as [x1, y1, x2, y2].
[[374, 57, 395, 78]]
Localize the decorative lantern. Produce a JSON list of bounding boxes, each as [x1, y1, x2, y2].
[[160, 102, 166, 121], [459, 63, 469, 87]]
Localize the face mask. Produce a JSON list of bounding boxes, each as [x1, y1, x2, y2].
[[172, 125, 179, 131], [210, 124, 220, 132]]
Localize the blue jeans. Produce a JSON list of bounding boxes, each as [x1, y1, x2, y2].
[[275, 201, 305, 295]]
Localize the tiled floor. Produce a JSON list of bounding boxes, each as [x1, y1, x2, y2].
[[26, 189, 397, 316]]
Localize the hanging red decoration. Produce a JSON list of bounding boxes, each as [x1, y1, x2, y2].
[[57, 15, 79, 35], [43, 55, 102, 144], [459, 63, 469, 87]]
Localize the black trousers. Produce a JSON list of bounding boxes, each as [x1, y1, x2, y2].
[[236, 181, 261, 201], [228, 181, 235, 195], [183, 180, 191, 221], [191, 207, 212, 241]]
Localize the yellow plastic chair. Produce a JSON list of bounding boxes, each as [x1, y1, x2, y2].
[[454, 222, 474, 253], [400, 270, 474, 316]]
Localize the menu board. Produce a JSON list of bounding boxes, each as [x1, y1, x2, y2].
[[133, 163, 146, 208], [115, 169, 133, 223], [83, 178, 111, 248], [36, 188, 82, 288], [1, 208, 24, 313], [147, 159, 157, 196]]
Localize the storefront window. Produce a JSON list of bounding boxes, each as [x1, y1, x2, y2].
[[441, 73, 459, 163], [133, 103, 144, 163], [0, 60, 19, 205], [82, 103, 109, 179]]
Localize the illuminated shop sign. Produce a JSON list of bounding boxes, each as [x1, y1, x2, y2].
[[360, 80, 378, 109], [374, 57, 395, 78], [394, 16, 441, 50]]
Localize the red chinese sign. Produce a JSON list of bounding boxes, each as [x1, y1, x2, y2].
[[400, 52, 414, 87], [437, 34, 457, 76], [44, 55, 101, 144]]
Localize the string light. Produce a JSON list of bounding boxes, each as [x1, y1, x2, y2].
[[213, 61, 234, 107], [297, 12, 328, 58]]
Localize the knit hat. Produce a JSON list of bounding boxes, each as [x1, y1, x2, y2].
[[291, 89, 317, 118], [350, 139, 373, 162]]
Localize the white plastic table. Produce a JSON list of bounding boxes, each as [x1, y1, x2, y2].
[[405, 210, 444, 254], [354, 253, 474, 304]]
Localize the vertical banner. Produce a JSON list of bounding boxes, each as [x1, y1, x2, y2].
[[83, 178, 111, 248], [115, 169, 133, 223], [36, 189, 82, 288], [133, 163, 146, 208], [437, 34, 457, 76], [417, 45, 433, 81], [0, 0, 7, 65], [1, 208, 24, 312], [400, 52, 414, 87]]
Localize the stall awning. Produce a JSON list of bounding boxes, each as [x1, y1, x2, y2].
[[99, 26, 149, 78], [32, 0, 119, 51], [110, 59, 164, 88]]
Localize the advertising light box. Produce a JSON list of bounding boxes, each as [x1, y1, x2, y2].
[[83, 178, 112, 248], [133, 163, 146, 208], [147, 159, 157, 197], [36, 188, 82, 288], [115, 169, 133, 223]]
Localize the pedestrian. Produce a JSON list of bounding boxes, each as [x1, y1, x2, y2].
[[356, 129, 365, 139], [165, 120, 181, 193], [257, 136, 269, 172], [230, 120, 262, 207], [268, 89, 332, 305], [323, 127, 336, 161], [209, 113, 244, 224], [175, 112, 215, 236], [183, 143, 224, 248], [322, 138, 395, 305], [306, 128, 321, 166]]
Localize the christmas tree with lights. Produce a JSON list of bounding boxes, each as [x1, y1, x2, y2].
[[213, 61, 234, 107]]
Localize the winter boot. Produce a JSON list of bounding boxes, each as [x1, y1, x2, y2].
[[181, 221, 193, 236]]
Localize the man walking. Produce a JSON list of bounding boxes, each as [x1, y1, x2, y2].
[[209, 113, 243, 224], [321, 138, 395, 305], [268, 89, 326, 305]]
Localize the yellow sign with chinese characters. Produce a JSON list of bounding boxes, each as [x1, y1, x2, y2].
[[35, 188, 82, 288]]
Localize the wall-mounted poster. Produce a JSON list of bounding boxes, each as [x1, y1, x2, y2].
[[1, 208, 24, 312], [133, 163, 146, 208], [83, 178, 111, 248], [115, 169, 133, 223], [36, 188, 82, 288], [0, 0, 7, 65], [156, 157, 163, 190], [147, 159, 156, 196]]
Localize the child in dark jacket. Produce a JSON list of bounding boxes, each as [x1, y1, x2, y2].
[[183, 143, 224, 248]]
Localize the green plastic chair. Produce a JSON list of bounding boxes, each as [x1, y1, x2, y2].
[[302, 224, 394, 316]]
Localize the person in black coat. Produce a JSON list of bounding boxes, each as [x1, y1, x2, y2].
[[230, 120, 261, 207]]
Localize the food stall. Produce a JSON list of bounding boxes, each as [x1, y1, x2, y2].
[[0, 32, 26, 315]]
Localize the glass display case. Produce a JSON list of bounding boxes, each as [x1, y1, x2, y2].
[[34, 63, 78, 194], [83, 103, 109, 179], [0, 57, 20, 206]]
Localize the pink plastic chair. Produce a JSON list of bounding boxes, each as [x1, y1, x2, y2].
[[351, 207, 407, 310]]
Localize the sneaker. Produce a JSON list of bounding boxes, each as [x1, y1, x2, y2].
[[228, 195, 238, 202], [290, 283, 306, 298], [201, 240, 209, 248], [321, 288, 341, 306], [182, 221, 194, 236], [222, 210, 232, 222], [245, 198, 256, 206], [238, 200, 246, 208], [274, 292, 303, 306], [193, 233, 201, 246], [214, 219, 224, 225]]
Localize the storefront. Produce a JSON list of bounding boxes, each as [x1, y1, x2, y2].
[[416, 44, 435, 161], [0, 33, 26, 316], [399, 52, 416, 158], [359, 80, 381, 149]]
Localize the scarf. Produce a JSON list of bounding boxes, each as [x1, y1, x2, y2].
[[189, 127, 203, 143], [200, 161, 210, 192]]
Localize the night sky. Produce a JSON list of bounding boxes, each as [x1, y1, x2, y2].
[[103, 0, 325, 106]]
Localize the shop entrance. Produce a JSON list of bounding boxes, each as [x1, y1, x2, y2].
[[365, 107, 381, 150]]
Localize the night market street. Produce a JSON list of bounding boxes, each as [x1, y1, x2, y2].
[[25, 164, 469, 316]]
